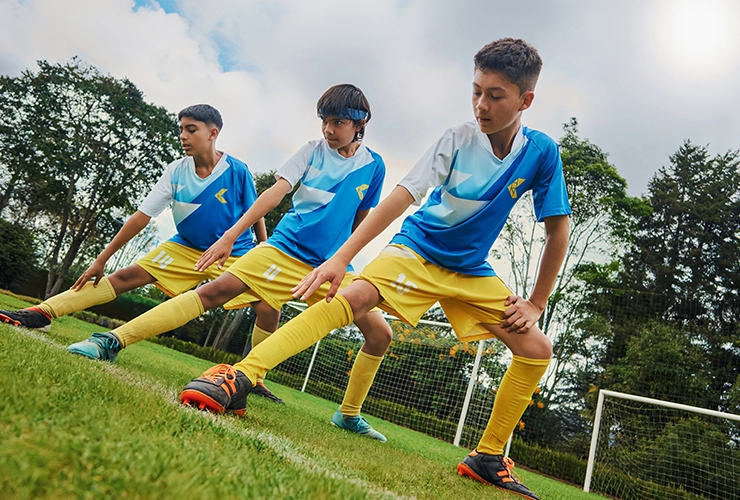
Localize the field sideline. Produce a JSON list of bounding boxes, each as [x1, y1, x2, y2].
[[0, 292, 606, 499]]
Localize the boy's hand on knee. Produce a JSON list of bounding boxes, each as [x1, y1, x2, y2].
[[196, 237, 234, 271], [292, 257, 347, 302], [500, 295, 544, 334], [71, 261, 105, 291]]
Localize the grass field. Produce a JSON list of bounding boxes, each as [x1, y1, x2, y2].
[[0, 292, 607, 499]]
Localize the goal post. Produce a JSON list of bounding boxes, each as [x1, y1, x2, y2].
[[584, 389, 740, 498]]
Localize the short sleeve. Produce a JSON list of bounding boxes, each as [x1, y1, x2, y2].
[[358, 151, 386, 210], [397, 128, 456, 205], [137, 161, 176, 217], [531, 142, 571, 221], [275, 141, 318, 187]]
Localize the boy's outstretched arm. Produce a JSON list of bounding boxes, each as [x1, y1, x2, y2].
[[293, 185, 415, 301], [253, 218, 268, 243], [195, 178, 292, 271], [500, 214, 570, 333], [72, 211, 151, 291]]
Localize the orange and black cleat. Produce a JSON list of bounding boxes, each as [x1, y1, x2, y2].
[[457, 449, 539, 499], [180, 364, 252, 416], [0, 307, 51, 331]]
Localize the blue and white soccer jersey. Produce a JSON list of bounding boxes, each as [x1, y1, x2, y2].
[[138, 153, 259, 256], [266, 139, 385, 268], [392, 122, 571, 276]]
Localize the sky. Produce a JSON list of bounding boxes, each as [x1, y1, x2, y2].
[[2, 0, 739, 270]]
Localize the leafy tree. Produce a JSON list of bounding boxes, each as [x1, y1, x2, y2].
[[587, 141, 740, 408], [0, 58, 180, 298], [490, 119, 648, 406], [0, 219, 37, 288]]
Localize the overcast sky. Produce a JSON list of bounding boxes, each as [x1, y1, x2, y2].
[[2, 0, 739, 269]]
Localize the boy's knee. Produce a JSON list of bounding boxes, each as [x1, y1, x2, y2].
[[252, 301, 280, 331]]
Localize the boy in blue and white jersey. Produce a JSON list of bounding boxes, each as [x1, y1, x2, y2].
[[0, 105, 277, 376], [92, 85, 392, 440], [186, 39, 570, 499]]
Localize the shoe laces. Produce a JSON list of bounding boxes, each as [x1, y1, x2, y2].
[[345, 415, 371, 433], [500, 456, 522, 483], [200, 364, 238, 383], [91, 332, 121, 351]]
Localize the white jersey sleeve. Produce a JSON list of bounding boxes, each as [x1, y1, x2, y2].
[[138, 161, 176, 217], [275, 141, 318, 188], [398, 127, 457, 205]]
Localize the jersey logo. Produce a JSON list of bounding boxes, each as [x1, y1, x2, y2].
[[263, 264, 281, 282], [356, 184, 369, 200], [151, 251, 174, 269], [508, 178, 525, 198], [215, 189, 228, 204], [390, 273, 418, 295]]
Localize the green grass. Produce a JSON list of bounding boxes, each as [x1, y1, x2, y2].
[[0, 293, 607, 499]]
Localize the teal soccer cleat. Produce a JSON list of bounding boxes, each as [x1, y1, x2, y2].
[[67, 332, 122, 361], [330, 408, 387, 442]]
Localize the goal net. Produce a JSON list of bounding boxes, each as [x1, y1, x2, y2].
[[585, 389, 740, 499]]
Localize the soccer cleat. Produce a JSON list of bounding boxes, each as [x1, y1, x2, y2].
[[67, 332, 123, 361], [180, 364, 252, 416], [457, 450, 539, 500], [330, 408, 387, 442], [251, 381, 285, 404], [0, 307, 51, 331]]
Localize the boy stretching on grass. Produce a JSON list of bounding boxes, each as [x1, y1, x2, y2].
[[180, 39, 570, 499], [0, 104, 282, 402], [75, 85, 393, 440]]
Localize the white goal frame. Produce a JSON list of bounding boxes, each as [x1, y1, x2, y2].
[[583, 389, 740, 493]]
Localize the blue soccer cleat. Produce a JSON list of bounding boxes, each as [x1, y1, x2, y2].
[[330, 408, 387, 442], [67, 332, 122, 361]]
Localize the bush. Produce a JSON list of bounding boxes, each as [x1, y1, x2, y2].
[[0, 219, 37, 288]]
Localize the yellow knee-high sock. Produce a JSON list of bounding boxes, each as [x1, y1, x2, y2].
[[251, 324, 273, 384], [112, 290, 204, 347], [340, 349, 383, 417], [477, 355, 550, 455], [39, 278, 117, 318], [234, 295, 353, 385]]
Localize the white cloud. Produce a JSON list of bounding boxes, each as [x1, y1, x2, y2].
[[2, 0, 740, 271]]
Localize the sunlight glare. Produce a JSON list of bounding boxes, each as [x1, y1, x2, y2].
[[654, 0, 739, 77]]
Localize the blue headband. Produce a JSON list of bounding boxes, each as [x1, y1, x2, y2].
[[318, 108, 368, 121]]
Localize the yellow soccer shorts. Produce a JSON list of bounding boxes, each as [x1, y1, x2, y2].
[[359, 244, 513, 343], [136, 241, 252, 309], [224, 243, 359, 311]]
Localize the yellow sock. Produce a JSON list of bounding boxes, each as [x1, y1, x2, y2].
[[39, 278, 117, 318], [339, 349, 383, 417], [476, 355, 550, 455], [112, 290, 204, 347], [235, 295, 353, 385], [251, 324, 273, 384]]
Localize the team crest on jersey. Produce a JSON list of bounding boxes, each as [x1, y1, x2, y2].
[[507, 178, 525, 199], [356, 184, 369, 200], [215, 189, 228, 204]]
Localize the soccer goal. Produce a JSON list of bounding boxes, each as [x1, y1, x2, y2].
[[584, 389, 740, 499]]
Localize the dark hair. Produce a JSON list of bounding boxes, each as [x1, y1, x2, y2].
[[316, 84, 371, 142], [474, 38, 542, 94], [178, 104, 223, 130]]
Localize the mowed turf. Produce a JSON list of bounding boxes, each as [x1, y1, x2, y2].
[[0, 292, 607, 499]]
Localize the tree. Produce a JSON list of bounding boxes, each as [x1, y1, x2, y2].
[[0, 219, 37, 288], [589, 141, 740, 407], [490, 119, 648, 404], [0, 58, 180, 297]]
